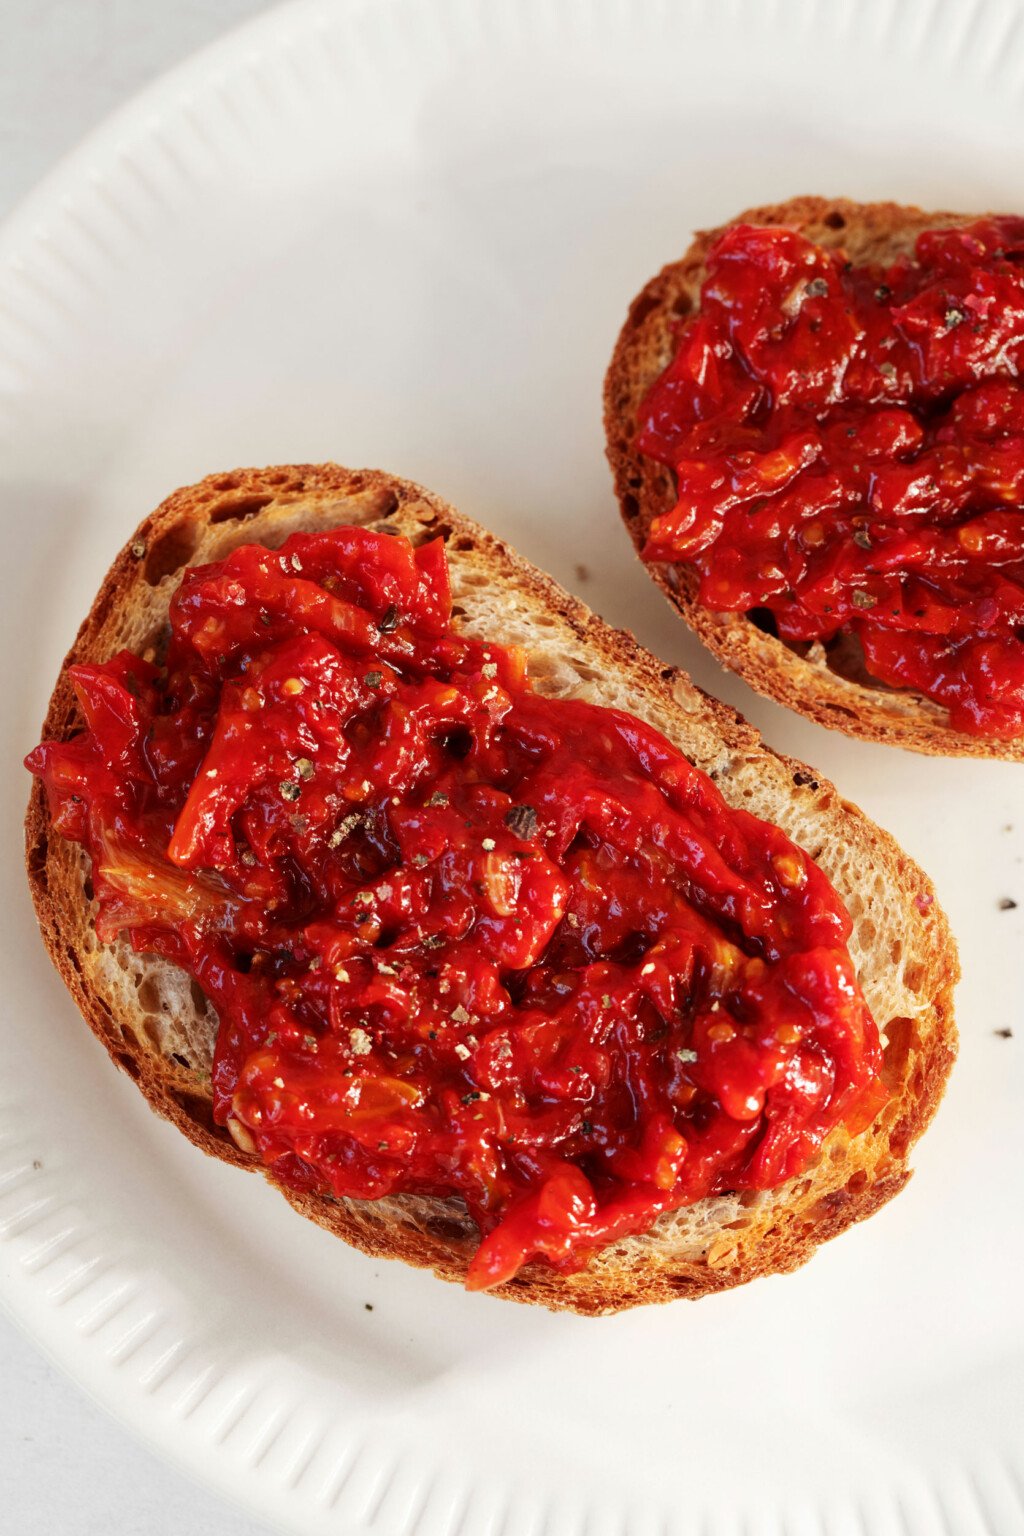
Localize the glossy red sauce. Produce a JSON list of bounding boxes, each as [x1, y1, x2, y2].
[[27, 527, 885, 1287], [637, 217, 1024, 737]]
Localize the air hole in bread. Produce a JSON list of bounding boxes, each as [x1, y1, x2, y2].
[[425, 1215, 473, 1244], [189, 977, 209, 1014], [170, 1051, 192, 1070], [176, 1092, 218, 1132], [902, 961, 925, 995], [209, 492, 275, 525], [82, 875, 94, 902], [820, 629, 901, 694], [670, 295, 693, 319], [630, 291, 662, 327], [569, 662, 604, 684], [846, 1170, 868, 1194], [116, 1051, 140, 1080], [64, 943, 82, 977], [139, 1016, 163, 1049], [747, 606, 779, 638], [823, 210, 846, 231], [27, 833, 49, 888], [211, 474, 241, 492], [136, 978, 162, 1013], [374, 489, 401, 518], [144, 521, 200, 585], [450, 535, 475, 553], [888, 1116, 913, 1160], [856, 918, 877, 949], [622, 493, 640, 523]]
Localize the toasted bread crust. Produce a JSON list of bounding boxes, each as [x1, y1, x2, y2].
[[25, 464, 959, 1312], [604, 194, 1024, 761]]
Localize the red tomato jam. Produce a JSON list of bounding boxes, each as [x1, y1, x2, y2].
[[637, 218, 1024, 737], [27, 527, 886, 1287]]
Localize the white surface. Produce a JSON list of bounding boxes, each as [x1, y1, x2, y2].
[[1, 1, 1023, 1534], [0, 0, 268, 213]]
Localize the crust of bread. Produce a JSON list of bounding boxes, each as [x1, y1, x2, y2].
[[604, 194, 1024, 761], [25, 463, 958, 1312]]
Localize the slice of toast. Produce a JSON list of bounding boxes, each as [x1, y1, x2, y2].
[[25, 464, 958, 1313], [604, 194, 1024, 761]]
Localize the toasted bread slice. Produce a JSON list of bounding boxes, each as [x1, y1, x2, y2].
[[25, 464, 958, 1312], [604, 194, 1024, 761]]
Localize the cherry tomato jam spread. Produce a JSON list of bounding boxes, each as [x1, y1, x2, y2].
[[27, 527, 885, 1287], [637, 218, 1024, 737]]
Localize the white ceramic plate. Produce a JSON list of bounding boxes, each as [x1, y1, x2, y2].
[[2, 1, 1023, 1532]]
